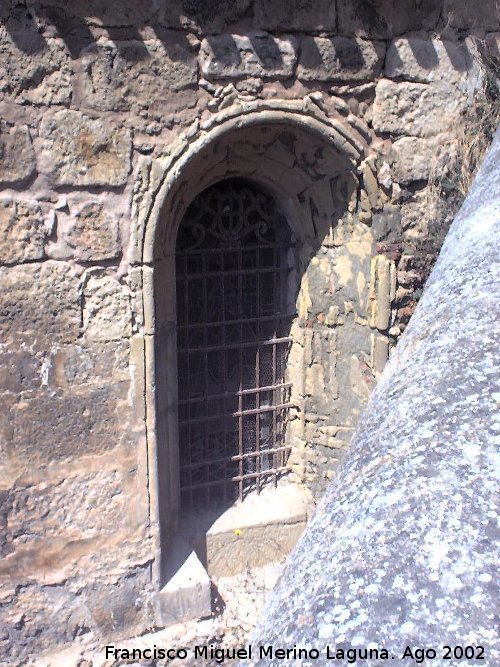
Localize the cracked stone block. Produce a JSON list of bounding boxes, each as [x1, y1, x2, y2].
[[372, 79, 467, 137], [298, 37, 385, 82], [199, 33, 298, 80], [80, 36, 198, 111], [0, 261, 80, 346], [83, 274, 132, 342], [0, 200, 45, 265], [253, 0, 336, 31], [40, 110, 132, 187], [0, 28, 71, 105], [386, 37, 475, 84], [65, 202, 121, 262], [0, 123, 36, 186]]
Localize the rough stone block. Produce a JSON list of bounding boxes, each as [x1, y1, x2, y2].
[[2, 567, 150, 663], [386, 37, 474, 84], [82, 273, 132, 341], [372, 79, 466, 137], [253, 0, 336, 31], [199, 33, 298, 80], [0, 123, 36, 186], [203, 485, 309, 576], [30, 0, 158, 27], [65, 202, 121, 262], [443, 0, 500, 30], [0, 261, 80, 345], [49, 341, 130, 387], [391, 135, 458, 184], [40, 110, 132, 187], [156, 538, 212, 625], [337, 0, 441, 38], [0, 200, 45, 265], [0, 29, 71, 105], [371, 332, 389, 375], [0, 350, 41, 393], [5, 471, 127, 549], [369, 255, 396, 330], [297, 37, 385, 82], [160, 0, 252, 33], [9, 384, 128, 464], [80, 37, 198, 111]]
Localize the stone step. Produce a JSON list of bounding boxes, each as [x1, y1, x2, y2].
[[155, 537, 212, 626]]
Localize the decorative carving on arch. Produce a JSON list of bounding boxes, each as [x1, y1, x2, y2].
[[128, 99, 373, 585], [130, 98, 371, 268]]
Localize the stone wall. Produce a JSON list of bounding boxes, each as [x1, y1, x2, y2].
[[0, 0, 498, 662]]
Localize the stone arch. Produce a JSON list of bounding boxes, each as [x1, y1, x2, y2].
[[129, 100, 370, 585]]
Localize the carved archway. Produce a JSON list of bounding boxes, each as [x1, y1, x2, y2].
[[129, 100, 369, 584]]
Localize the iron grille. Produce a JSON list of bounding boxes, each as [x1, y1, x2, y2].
[[176, 179, 295, 512]]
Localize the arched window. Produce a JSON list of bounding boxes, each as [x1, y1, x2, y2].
[[175, 179, 295, 513]]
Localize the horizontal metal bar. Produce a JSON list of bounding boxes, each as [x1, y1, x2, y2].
[[177, 312, 297, 331], [177, 243, 296, 256], [178, 382, 292, 405], [178, 337, 292, 355], [180, 466, 290, 492], [180, 446, 292, 471], [176, 266, 293, 280], [179, 402, 293, 425]]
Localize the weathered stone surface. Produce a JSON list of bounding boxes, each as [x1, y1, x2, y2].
[[0, 261, 80, 345], [0, 200, 45, 265], [0, 29, 71, 105], [443, 0, 500, 30], [391, 135, 458, 184], [65, 202, 121, 262], [9, 384, 128, 464], [199, 33, 298, 80], [82, 273, 132, 341], [254, 0, 336, 31], [368, 255, 396, 330], [5, 471, 127, 549], [337, 0, 441, 38], [2, 566, 150, 663], [80, 37, 198, 111], [297, 37, 385, 82], [386, 37, 474, 84], [0, 350, 41, 394], [31, 0, 158, 27], [244, 130, 500, 666], [48, 341, 130, 387], [160, 0, 252, 33], [0, 123, 36, 186], [40, 111, 131, 187], [372, 79, 466, 137]]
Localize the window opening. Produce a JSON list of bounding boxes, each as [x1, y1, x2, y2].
[[176, 179, 295, 513]]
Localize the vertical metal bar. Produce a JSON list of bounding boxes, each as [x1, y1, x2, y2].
[[255, 345, 260, 494], [203, 251, 209, 509]]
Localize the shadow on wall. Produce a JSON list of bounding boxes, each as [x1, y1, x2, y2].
[[1, 0, 491, 73]]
